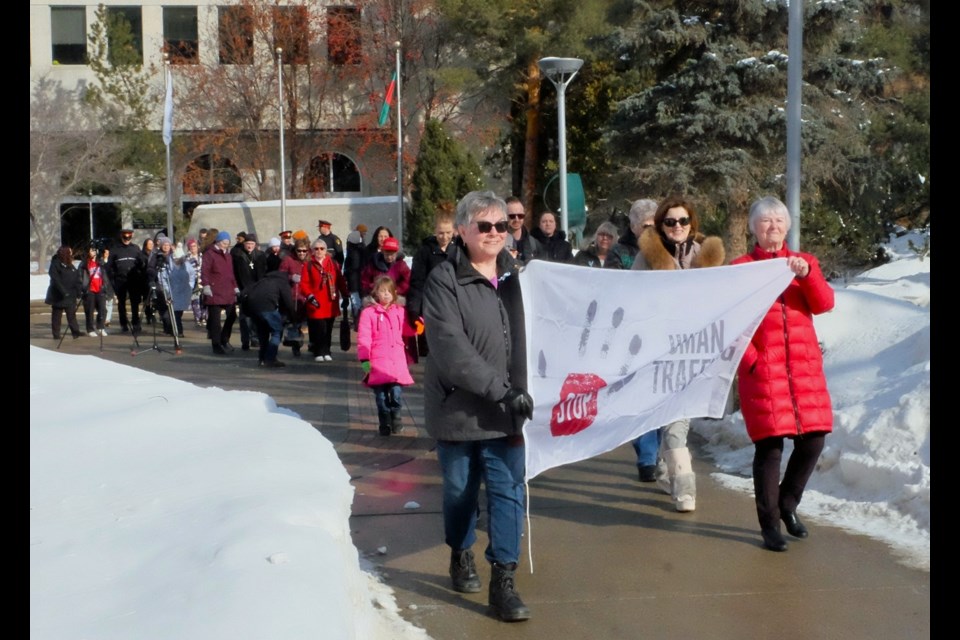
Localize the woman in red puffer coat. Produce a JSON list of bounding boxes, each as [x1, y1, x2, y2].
[[300, 238, 348, 362], [731, 196, 835, 553]]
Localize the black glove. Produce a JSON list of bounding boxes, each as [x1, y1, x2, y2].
[[340, 298, 349, 310], [306, 294, 320, 309], [502, 388, 534, 421]]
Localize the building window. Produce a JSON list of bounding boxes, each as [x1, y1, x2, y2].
[[273, 6, 309, 65], [51, 6, 87, 65], [304, 153, 361, 194], [327, 6, 361, 66], [106, 6, 143, 65], [218, 5, 254, 65], [163, 6, 198, 64], [182, 154, 243, 196]]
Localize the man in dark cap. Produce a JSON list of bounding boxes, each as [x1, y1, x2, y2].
[[106, 228, 147, 335], [317, 220, 344, 267], [233, 232, 266, 351]]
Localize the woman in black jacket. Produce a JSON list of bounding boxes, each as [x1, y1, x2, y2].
[[422, 191, 533, 622], [45, 245, 84, 340]]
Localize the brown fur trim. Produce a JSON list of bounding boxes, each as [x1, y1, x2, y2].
[[638, 228, 677, 271], [693, 236, 725, 268]]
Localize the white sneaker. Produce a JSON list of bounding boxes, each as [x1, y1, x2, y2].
[[314, 355, 326, 362], [88, 331, 99, 337], [99, 329, 108, 336], [675, 495, 696, 512], [323, 355, 333, 362]]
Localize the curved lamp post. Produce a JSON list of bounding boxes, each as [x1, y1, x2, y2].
[[538, 56, 583, 238]]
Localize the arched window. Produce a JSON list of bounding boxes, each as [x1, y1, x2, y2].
[[182, 154, 242, 195], [303, 152, 361, 194]]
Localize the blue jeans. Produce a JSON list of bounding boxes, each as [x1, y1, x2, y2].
[[632, 428, 662, 467], [374, 384, 402, 415], [436, 437, 526, 565], [253, 309, 284, 362]]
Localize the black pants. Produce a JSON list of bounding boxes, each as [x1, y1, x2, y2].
[[115, 283, 143, 331], [82, 292, 107, 333], [51, 304, 81, 339], [306, 317, 334, 356], [207, 304, 237, 346], [752, 432, 826, 530]]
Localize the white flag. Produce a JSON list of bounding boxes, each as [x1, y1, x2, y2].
[[519, 258, 796, 481], [162, 67, 173, 146]]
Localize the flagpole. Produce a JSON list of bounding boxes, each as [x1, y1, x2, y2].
[[277, 47, 287, 233], [393, 41, 403, 245], [162, 57, 174, 241]]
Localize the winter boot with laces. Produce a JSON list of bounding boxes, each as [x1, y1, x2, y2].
[[449, 549, 481, 593], [488, 562, 531, 622]]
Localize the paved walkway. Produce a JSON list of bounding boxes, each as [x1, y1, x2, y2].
[[30, 305, 930, 639]]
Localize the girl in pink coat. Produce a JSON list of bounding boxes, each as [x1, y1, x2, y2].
[[357, 275, 415, 436]]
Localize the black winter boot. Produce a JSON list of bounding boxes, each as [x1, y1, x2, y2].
[[488, 562, 530, 622], [377, 410, 391, 436], [449, 549, 481, 593]]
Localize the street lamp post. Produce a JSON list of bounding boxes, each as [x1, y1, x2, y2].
[[276, 47, 287, 232], [538, 56, 583, 238]]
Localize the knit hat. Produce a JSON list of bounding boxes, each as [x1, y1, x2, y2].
[[292, 229, 309, 241], [382, 237, 400, 253], [216, 231, 231, 243], [356, 223, 368, 233], [156, 235, 172, 247], [269, 237, 282, 248], [244, 233, 258, 243]]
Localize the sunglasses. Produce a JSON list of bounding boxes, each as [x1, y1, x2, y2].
[[475, 220, 509, 233], [296, 249, 309, 253], [662, 217, 691, 228], [507, 214, 525, 220], [313, 247, 326, 252]]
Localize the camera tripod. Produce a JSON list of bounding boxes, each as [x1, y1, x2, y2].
[[131, 264, 182, 356]]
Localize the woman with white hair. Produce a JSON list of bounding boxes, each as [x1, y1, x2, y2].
[[572, 221, 624, 269], [731, 196, 835, 552]]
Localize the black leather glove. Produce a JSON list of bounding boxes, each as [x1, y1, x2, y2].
[[306, 294, 320, 309], [340, 298, 349, 310], [502, 387, 533, 421]]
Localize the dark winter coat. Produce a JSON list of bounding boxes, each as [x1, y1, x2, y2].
[[240, 270, 296, 318], [530, 227, 574, 263], [732, 244, 835, 443], [107, 241, 147, 292], [407, 235, 454, 321], [572, 245, 624, 269], [232, 247, 267, 291], [45, 256, 83, 308], [201, 244, 239, 306], [610, 229, 640, 269], [360, 252, 411, 298], [422, 241, 528, 441], [343, 231, 366, 294], [510, 228, 543, 264]]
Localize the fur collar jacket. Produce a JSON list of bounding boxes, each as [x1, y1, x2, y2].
[[632, 227, 725, 271]]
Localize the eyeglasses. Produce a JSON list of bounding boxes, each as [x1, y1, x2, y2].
[[296, 249, 309, 253], [597, 232, 614, 239], [313, 247, 326, 252], [508, 214, 525, 220], [475, 220, 509, 233], [662, 217, 691, 228]]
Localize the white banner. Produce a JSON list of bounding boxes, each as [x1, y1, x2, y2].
[[519, 258, 795, 481]]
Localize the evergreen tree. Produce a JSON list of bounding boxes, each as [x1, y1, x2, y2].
[[408, 119, 484, 246], [603, 0, 928, 272]]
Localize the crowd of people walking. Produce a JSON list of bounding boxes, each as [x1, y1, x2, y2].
[[43, 191, 834, 620]]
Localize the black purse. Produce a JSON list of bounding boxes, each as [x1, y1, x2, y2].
[[339, 308, 351, 351]]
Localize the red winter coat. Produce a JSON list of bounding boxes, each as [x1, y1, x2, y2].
[[732, 244, 835, 443], [357, 302, 415, 388], [300, 255, 348, 320]]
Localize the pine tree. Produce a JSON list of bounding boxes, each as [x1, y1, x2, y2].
[[408, 119, 484, 246]]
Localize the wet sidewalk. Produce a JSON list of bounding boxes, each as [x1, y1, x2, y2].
[[30, 308, 930, 639]]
